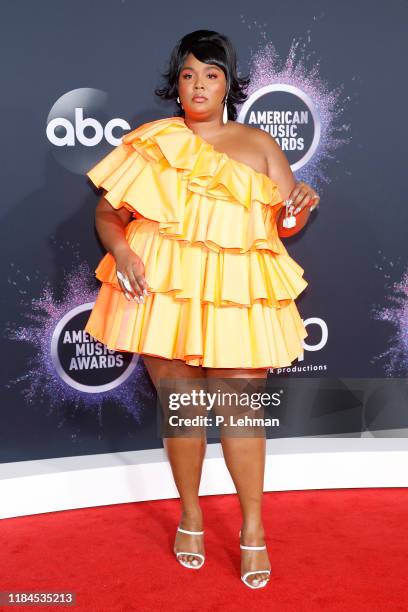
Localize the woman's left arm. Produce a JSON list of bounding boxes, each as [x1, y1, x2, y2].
[[261, 131, 320, 235]]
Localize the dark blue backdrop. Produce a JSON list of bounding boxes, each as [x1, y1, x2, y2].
[[1, 0, 407, 462]]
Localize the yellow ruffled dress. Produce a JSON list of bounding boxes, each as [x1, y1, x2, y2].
[[84, 116, 308, 368]]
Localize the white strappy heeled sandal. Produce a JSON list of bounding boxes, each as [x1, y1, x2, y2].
[[174, 525, 205, 570], [239, 530, 271, 589]]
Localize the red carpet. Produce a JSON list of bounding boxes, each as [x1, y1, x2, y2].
[[1, 488, 407, 611]]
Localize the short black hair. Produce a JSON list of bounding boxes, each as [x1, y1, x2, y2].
[[154, 29, 250, 121]]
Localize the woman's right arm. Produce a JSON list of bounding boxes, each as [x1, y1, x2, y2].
[[94, 193, 150, 302], [95, 193, 132, 258]]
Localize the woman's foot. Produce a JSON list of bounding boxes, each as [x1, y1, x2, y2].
[[173, 510, 205, 568], [240, 524, 271, 588]]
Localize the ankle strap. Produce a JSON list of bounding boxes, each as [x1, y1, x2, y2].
[[240, 544, 266, 550], [178, 526, 204, 535]]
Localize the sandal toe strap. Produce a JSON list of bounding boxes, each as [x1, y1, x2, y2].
[[176, 552, 205, 561], [242, 570, 271, 579]]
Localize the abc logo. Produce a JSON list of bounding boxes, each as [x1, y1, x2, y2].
[[47, 107, 130, 147], [46, 88, 131, 173]]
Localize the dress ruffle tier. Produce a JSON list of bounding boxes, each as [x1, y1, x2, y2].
[[84, 116, 309, 368]]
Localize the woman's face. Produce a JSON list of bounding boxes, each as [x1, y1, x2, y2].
[[178, 52, 227, 120]]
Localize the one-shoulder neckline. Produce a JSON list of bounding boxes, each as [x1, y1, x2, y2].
[[173, 117, 276, 187]]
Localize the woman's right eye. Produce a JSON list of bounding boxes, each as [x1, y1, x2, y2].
[[182, 74, 192, 79]]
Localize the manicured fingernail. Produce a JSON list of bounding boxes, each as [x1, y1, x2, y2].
[[133, 295, 139, 302], [143, 289, 148, 296], [139, 295, 144, 303], [125, 292, 131, 300], [294, 207, 300, 214]]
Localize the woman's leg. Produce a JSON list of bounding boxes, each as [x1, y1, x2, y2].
[[204, 366, 270, 587], [143, 355, 207, 567]]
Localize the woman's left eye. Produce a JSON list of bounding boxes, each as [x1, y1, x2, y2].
[[208, 73, 217, 78]]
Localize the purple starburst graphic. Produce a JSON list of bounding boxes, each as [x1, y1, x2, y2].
[[371, 252, 408, 377], [238, 13, 353, 189], [5, 246, 156, 425]]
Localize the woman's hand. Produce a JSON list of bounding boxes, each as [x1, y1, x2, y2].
[[113, 244, 150, 303], [287, 181, 320, 216], [276, 181, 321, 237]]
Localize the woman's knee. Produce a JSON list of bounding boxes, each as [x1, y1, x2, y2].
[[142, 356, 208, 437], [204, 368, 268, 437]]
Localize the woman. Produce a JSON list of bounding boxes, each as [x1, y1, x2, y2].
[[84, 30, 320, 589]]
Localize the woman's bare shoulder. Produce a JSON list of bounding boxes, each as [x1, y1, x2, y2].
[[231, 122, 282, 157], [219, 122, 275, 175], [230, 122, 295, 193]]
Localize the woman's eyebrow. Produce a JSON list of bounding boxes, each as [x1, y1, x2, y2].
[[181, 65, 221, 71]]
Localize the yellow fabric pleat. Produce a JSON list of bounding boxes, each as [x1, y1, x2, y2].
[[84, 116, 309, 368]]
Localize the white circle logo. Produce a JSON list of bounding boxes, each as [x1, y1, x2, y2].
[[238, 84, 321, 171], [46, 88, 130, 173], [51, 303, 138, 393]]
